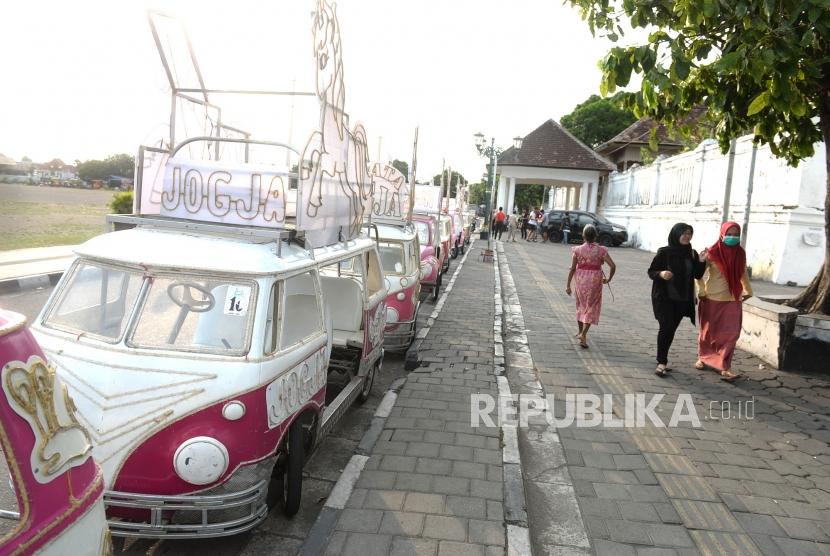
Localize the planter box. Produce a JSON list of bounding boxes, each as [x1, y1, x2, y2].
[[479, 231, 490, 240], [784, 313, 830, 373], [739, 296, 830, 373], [738, 297, 798, 369]]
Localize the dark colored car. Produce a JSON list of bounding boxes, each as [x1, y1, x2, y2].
[[544, 210, 628, 247]]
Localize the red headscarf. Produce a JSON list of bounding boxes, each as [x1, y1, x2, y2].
[[707, 221, 746, 301]]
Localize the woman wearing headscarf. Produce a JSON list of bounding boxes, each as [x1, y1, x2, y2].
[[566, 224, 616, 348], [695, 221, 752, 381], [647, 223, 706, 377]]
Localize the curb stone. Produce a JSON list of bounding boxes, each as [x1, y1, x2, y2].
[[299, 242, 475, 555], [492, 248, 532, 555], [0, 272, 63, 294]]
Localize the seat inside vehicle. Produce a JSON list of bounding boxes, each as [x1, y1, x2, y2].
[[319, 276, 364, 347]]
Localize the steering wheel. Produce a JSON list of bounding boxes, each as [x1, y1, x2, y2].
[[167, 282, 215, 313]]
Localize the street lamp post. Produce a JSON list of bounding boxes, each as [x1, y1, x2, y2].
[[474, 133, 523, 250]]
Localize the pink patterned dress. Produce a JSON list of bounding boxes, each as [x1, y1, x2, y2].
[[572, 242, 608, 324]]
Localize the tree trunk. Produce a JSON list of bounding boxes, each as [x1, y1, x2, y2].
[[787, 98, 830, 315]]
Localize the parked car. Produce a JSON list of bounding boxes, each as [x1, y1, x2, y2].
[[545, 210, 628, 246]]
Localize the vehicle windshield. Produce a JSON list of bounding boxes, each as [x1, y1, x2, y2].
[[414, 221, 430, 244], [43, 262, 144, 342], [378, 241, 406, 275], [452, 215, 462, 229], [594, 214, 612, 225], [130, 275, 256, 354]]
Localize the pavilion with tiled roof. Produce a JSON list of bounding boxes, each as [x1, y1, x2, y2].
[[495, 119, 615, 214]]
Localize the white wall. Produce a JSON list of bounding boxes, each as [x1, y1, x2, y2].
[[600, 135, 826, 286]]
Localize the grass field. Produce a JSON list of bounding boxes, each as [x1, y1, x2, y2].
[[0, 183, 115, 250]]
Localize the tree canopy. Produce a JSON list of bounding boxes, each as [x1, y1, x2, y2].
[[76, 154, 135, 182], [567, 0, 830, 314], [560, 94, 637, 147], [391, 159, 409, 181], [432, 170, 467, 198]]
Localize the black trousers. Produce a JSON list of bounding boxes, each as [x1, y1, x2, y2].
[[494, 222, 504, 239], [656, 303, 687, 365]]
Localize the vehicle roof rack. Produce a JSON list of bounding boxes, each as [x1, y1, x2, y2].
[[106, 214, 307, 257]]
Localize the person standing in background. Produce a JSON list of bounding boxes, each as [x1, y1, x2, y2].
[[493, 207, 506, 240], [560, 213, 571, 244], [507, 210, 519, 242], [695, 221, 752, 382], [647, 223, 706, 377], [521, 208, 530, 240]]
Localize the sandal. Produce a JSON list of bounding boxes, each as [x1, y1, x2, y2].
[[694, 360, 706, 370], [655, 364, 667, 377], [720, 370, 741, 382], [578, 336, 589, 349]]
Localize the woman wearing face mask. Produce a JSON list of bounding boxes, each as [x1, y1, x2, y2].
[[647, 223, 706, 377], [695, 221, 753, 382]]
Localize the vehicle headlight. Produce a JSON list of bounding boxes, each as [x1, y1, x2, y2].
[[173, 437, 229, 485], [396, 292, 406, 301], [386, 307, 399, 323]]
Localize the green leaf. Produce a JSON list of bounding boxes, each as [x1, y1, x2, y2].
[[718, 51, 741, 70], [674, 58, 691, 80], [703, 0, 719, 18], [747, 91, 770, 115]]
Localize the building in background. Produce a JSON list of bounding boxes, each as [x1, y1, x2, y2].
[[599, 134, 826, 286]]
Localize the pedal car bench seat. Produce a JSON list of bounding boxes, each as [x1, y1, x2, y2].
[[320, 276, 363, 347]]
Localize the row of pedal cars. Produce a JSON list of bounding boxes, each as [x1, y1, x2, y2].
[[0, 183, 474, 554], [0, 3, 479, 552]]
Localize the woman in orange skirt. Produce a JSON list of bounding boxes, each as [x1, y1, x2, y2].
[[695, 221, 753, 381]]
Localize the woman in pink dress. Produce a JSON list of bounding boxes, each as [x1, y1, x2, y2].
[[565, 225, 616, 348]]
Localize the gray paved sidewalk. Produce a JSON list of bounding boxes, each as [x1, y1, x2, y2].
[[503, 240, 830, 556], [320, 252, 506, 556]]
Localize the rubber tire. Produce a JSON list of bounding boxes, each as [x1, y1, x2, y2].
[[460, 243, 466, 255], [431, 273, 442, 302], [282, 419, 304, 516], [451, 244, 459, 259], [358, 362, 376, 404], [599, 234, 613, 247]]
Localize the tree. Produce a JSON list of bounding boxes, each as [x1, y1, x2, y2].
[[560, 94, 637, 147], [513, 185, 547, 213], [468, 182, 488, 208], [391, 159, 409, 180], [567, 0, 830, 315], [77, 154, 136, 183], [431, 170, 467, 198]]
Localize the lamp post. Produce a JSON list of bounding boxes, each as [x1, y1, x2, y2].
[[474, 133, 523, 249]]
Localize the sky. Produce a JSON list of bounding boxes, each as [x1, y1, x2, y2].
[[0, 0, 618, 183]]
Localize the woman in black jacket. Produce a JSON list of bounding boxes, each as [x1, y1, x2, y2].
[[647, 223, 706, 376]]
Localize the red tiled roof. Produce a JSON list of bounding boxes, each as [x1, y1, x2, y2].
[[497, 119, 615, 172], [0, 153, 16, 165], [595, 107, 708, 154]]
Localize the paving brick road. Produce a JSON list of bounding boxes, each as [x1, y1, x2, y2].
[[502, 239, 830, 556], [320, 251, 506, 556]]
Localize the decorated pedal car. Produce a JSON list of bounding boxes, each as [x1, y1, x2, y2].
[[0, 310, 110, 556], [28, 1, 387, 539], [367, 163, 421, 351]]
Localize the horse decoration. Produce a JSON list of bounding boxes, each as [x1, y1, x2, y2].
[[370, 162, 409, 219], [299, 0, 372, 243]]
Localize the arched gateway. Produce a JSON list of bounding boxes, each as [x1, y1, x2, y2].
[[496, 119, 615, 213]]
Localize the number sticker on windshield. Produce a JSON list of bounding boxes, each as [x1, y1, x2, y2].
[[224, 286, 251, 316]]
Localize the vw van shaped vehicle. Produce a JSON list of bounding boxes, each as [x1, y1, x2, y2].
[[449, 212, 466, 258], [438, 215, 453, 272], [412, 213, 446, 302], [27, 3, 388, 539], [0, 309, 111, 555], [30, 220, 387, 539], [372, 222, 421, 351]]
